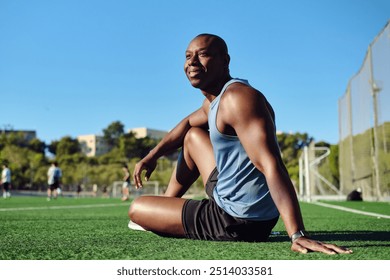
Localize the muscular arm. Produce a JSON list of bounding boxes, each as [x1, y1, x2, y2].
[[220, 84, 351, 254], [133, 99, 209, 188], [221, 85, 304, 235]]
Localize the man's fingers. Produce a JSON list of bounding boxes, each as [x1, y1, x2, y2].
[[291, 242, 308, 254], [323, 243, 353, 254], [292, 238, 353, 255], [133, 167, 144, 189], [144, 169, 152, 182], [311, 240, 352, 254], [133, 161, 156, 189]]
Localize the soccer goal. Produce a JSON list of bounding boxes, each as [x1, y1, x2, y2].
[[298, 142, 345, 202], [111, 181, 162, 198]]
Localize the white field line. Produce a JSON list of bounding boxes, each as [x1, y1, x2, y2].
[[313, 201, 390, 219], [0, 203, 125, 212]]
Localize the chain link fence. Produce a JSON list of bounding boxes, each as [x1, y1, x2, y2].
[[339, 21, 390, 200]]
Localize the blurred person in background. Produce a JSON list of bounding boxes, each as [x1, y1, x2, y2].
[[2, 162, 11, 199], [47, 161, 62, 201]]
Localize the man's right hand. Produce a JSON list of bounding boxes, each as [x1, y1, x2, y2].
[[133, 158, 157, 189]]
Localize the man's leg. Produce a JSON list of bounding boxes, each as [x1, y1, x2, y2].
[[53, 185, 58, 199], [2, 185, 6, 199], [47, 187, 52, 201], [5, 183, 10, 198], [122, 184, 129, 201], [128, 127, 215, 237], [164, 127, 216, 197]]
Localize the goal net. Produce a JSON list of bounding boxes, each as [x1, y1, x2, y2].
[[111, 181, 162, 198]]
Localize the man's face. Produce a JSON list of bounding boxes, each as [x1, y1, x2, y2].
[[184, 36, 228, 90]]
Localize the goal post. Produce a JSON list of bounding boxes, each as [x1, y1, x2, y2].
[[111, 181, 162, 198], [299, 142, 344, 202]]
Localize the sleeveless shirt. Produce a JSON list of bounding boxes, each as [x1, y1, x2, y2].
[[208, 78, 279, 221]]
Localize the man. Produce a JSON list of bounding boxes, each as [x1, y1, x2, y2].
[[129, 34, 352, 254], [47, 161, 62, 201], [121, 164, 131, 201], [1, 163, 11, 199]]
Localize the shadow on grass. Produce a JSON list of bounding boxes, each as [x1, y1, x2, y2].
[[268, 230, 390, 244]]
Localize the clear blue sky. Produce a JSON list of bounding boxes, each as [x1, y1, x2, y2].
[[1, 0, 389, 145]]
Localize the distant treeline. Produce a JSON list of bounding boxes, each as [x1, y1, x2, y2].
[[0, 121, 339, 192]]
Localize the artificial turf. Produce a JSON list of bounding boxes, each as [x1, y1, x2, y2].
[[0, 197, 389, 260]]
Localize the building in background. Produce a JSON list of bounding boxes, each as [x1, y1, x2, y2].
[[77, 134, 112, 157], [1, 129, 36, 142], [129, 127, 167, 139], [77, 128, 168, 157]]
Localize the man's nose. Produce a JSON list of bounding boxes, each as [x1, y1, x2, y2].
[[188, 54, 199, 66]]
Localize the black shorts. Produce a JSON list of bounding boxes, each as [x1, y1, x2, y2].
[[182, 168, 279, 242], [49, 183, 59, 191], [2, 182, 10, 192]]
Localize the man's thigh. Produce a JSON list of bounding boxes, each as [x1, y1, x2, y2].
[[129, 196, 187, 237]]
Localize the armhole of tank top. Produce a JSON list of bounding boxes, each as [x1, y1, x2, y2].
[[214, 79, 249, 139]]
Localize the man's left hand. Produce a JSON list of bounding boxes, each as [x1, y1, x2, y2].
[[291, 237, 353, 255]]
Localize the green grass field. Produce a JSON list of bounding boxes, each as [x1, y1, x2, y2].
[[0, 196, 389, 260]]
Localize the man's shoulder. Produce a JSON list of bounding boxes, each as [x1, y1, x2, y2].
[[223, 82, 265, 104], [226, 80, 252, 90]]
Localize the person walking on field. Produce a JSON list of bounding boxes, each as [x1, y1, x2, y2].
[[1, 163, 11, 199], [129, 34, 352, 255], [47, 161, 62, 201], [122, 164, 131, 201]]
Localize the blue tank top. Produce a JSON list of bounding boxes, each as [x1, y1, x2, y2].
[[209, 78, 279, 221]]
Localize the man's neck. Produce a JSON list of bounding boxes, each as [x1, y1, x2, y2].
[[201, 76, 232, 102]]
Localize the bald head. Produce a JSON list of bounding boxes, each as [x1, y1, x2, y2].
[[185, 33, 232, 91], [193, 34, 229, 56]]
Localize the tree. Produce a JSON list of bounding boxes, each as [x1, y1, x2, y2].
[[103, 121, 125, 147], [315, 142, 340, 188], [47, 140, 59, 155], [27, 152, 47, 188], [328, 144, 340, 186], [28, 138, 46, 154], [0, 131, 29, 149], [276, 132, 313, 186], [55, 136, 81, 157], [0, 145, 41, 189], [118, 132, 138, 159], [118, 132, 159, 159]]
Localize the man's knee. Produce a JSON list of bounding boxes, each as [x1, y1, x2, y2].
[[128, 197, 141, 220], [128, 196, 150, 222], [184, 127, 209, 148]]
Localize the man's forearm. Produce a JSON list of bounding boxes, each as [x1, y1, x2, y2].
[[147, 104, 209, 161], [147, 118, 192, 161], [266, 170, 305, 237]]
